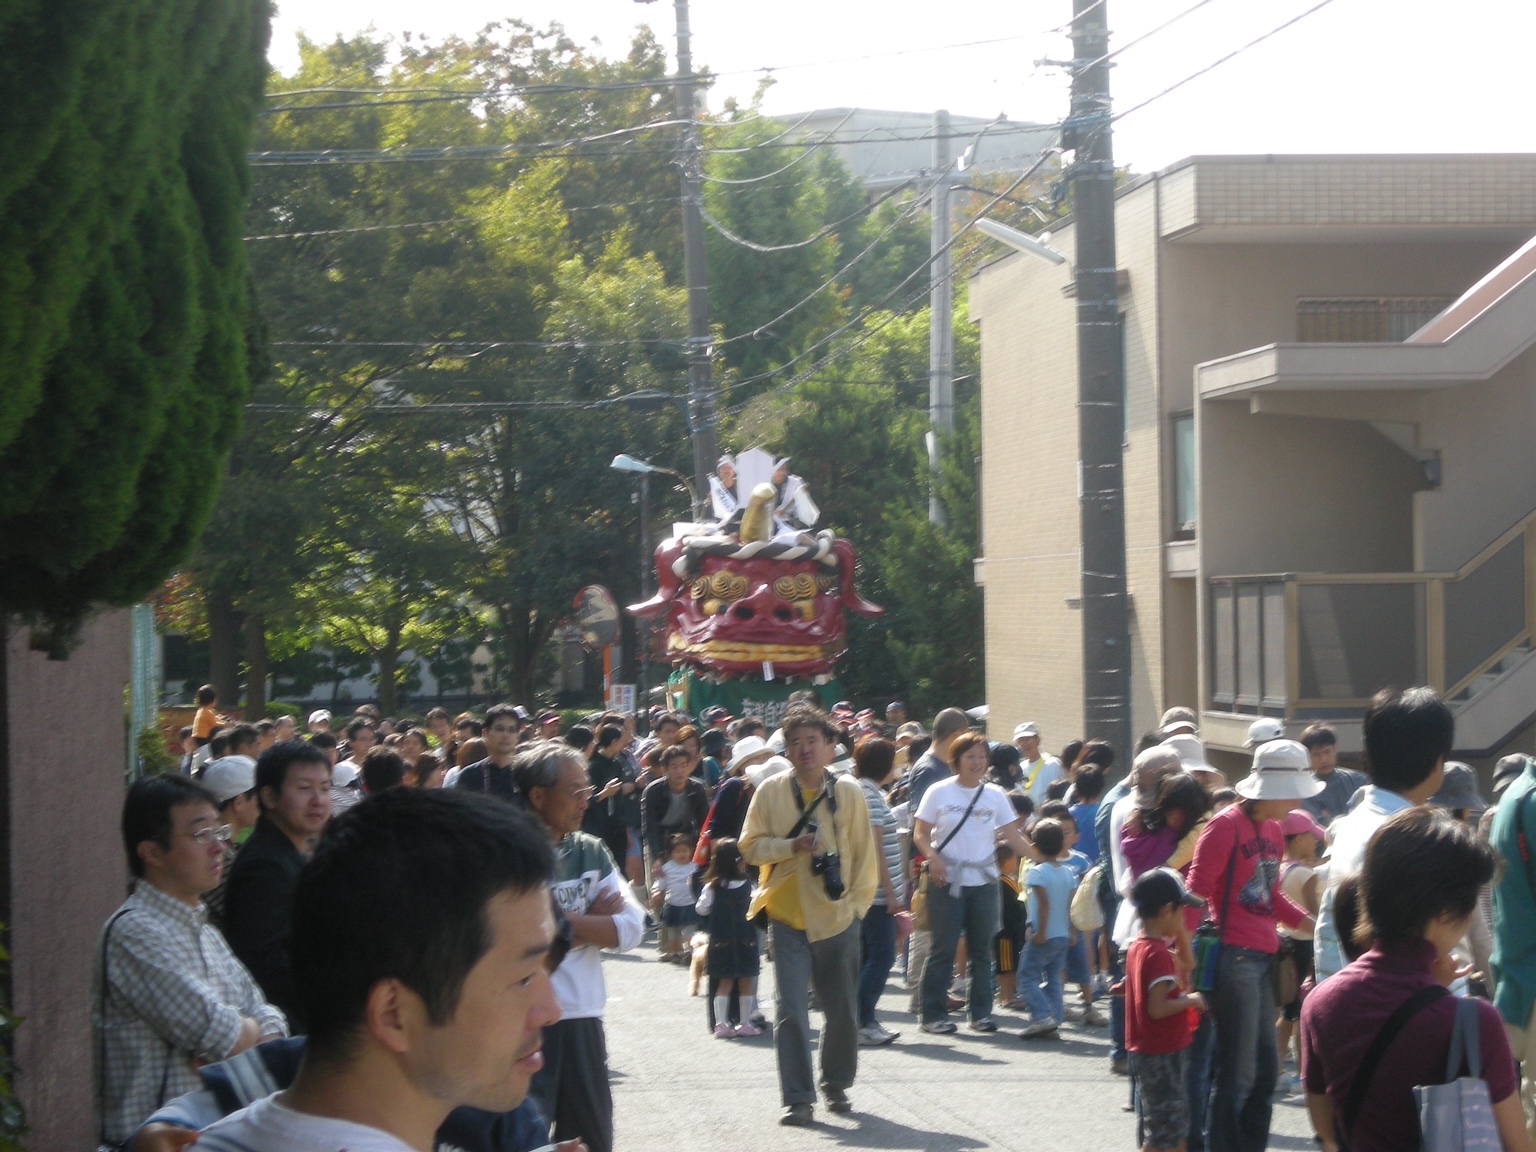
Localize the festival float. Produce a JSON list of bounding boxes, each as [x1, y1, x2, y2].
[[628, 448, 883, 726]]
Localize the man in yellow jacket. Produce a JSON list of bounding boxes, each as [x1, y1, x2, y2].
[[740, 705, 877, 1127]]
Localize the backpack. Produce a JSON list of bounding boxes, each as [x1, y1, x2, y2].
[[1070, 861, 1107, 931]]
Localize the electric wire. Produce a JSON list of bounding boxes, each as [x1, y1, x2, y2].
[[1077, 0, 1223, 73], [699, 108, 858, 185], [696, 171, 921, 254]]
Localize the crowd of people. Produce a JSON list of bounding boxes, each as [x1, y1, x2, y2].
[[95, 683, 1536, 1152]]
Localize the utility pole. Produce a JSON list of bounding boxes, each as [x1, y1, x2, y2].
[[638, 471, 651, 713], [928, 108, 954, 526], [1066, 0, 1131, 755], [670, 0, 717, 505]]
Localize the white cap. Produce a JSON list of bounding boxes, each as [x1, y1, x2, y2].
[[1234, 740, 1326, 802], [308, 709, 332, 726], [1013, 722, 1040, 740], [332, 761, 360, 788], [1244, 717, 1286, 748], [202, 755, 256, 805]]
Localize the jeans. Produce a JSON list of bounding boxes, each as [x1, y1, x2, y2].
[[769, 919, 861, 1106], [1207, 946, 1277, 1152], [921, 881, 999, 1023], [1018, 936, 1069, 1024], [1186, 1006, 1216, 1151], [858, 902, 898, 1027], [1065, 933, 1094, 992]]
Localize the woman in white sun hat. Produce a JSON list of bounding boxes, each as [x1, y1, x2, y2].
[[1186, 740, 1323, 1152]]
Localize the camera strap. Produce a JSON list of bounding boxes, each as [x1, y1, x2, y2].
[[788, 779, 834, 841]]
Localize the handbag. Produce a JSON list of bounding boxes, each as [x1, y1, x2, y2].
[[1071, 862, 1107, 932], [1338, 984, 1450, 1150], [1415, 996, 1501, 1151], [1190, 832, 1239, 994]]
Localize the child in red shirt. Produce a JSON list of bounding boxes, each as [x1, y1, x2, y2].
[[1126, 868, 1209, 1152]]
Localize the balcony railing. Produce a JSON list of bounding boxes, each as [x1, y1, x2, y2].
[[1211, 510, 1536, 717]]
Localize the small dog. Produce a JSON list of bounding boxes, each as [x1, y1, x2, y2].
[[688, 932, 710, 995]]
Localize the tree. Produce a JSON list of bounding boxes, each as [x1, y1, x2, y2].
[[0, 0, 270, 651]]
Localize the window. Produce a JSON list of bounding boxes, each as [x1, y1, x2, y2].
[[1296, 297, 1454, 343], [1172, 413, 1195, 536]]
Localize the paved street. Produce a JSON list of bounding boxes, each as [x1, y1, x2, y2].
[[604, 944, 1316, 1151]]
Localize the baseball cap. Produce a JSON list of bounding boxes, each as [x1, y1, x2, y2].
[[1013, 722, 1040, 740], [308, 709, 331, 727], [702, 705, 731, 723], [1132, 867, 1205, 916], [202, 755, 256, 805], [1159, 706, 1199, 737], [1281, 809, 1327, 842], [537, 710, 560, 725], [1244, 717, 1286, 748]]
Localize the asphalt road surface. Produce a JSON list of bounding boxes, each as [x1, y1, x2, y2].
[[602, 943, 1317, 1151]]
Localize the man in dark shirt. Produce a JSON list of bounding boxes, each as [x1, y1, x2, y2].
[[455, 703, 524, 804], [641, 746, 710, 864], [906, 707, 971, 811], [223, 741, 333, 1029]]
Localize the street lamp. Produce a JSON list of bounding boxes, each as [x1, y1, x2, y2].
[[609, 453, 700, 519], [974, 217, 1068, 266]]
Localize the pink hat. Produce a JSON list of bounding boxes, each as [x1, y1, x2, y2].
[[1281, 809, 1326, 842]]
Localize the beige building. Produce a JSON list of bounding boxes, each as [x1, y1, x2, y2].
[[972, 155, 1536, 766]]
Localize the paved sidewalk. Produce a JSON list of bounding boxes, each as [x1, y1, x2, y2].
[[603, 947, 1316, 1151]]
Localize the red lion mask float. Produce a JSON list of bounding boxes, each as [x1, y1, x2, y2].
[[629, 485, 883, 681]]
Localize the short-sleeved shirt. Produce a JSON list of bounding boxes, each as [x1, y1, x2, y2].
[[1299, 766, 1368, 826], [859, 776, 904, 906], [1303, 939, 1518, 1152], [1125, 936, 1192, 1055], [915, 779, 1018, 887], [1069, 802, 1101, 863], [198, 1094, 413, 1152], [1026, 859, 1077, 941]]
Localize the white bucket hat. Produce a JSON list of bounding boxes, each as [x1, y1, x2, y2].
[[1161, 733, 1224, 779], [1243, 717, 1286, 748], [1234, 739, 1326, 802], [746, 755, 792, 789], [727, 735, 771, 772]]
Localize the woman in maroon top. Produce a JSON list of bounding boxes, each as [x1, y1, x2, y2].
[[1301, 807, 1528, 1152]]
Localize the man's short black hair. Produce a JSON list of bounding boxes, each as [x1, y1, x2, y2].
[[255, 740, 332, 809], [483, 703, 521, 730], [361, 746, 407, 794], [346, 718, 376, 741], [1361, 806, 1494, 950], [308, 731, 338, 752], [292, 789, 555, 1062], [1362, 687, 1453, 793], [1299, 723, 1337, 751], [122, 775, 217, 878], [780, 705, 839, 743], [1031, 818, 1065, 858], [226, 723, 259, 753], [254, 720, 273, 736]]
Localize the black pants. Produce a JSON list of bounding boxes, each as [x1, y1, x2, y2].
[[528, 1016, 613, 1152]]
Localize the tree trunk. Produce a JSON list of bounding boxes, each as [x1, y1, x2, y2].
[[243, 613, 267, 717], [377, 623, 402, 715], [207, 590, 243, 709]]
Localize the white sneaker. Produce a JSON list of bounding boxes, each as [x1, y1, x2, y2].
[[858, 1024, 897, 1046], [1082, 1004, 1108, 1027], [1019, 1018, 1059, 1039]]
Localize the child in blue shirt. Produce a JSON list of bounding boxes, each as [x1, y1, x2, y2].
[[1066, 765, 1106, 865], [1019, 818, 1078, 1037], [1041, 800, 1106, 1026]]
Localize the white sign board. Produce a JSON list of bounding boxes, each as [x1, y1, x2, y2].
[[607, 683, 637, 715]]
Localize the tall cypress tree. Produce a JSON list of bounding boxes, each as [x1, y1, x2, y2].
[[0, 0, 270, 651]]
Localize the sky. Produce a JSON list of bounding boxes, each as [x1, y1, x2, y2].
[[266, 0, 1536, 174]]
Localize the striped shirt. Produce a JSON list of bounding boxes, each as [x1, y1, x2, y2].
[[859, 777, 905, 906], [93, 881, 286, 1145]]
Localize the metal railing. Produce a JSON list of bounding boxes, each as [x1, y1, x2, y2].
[[1211, 509, 1536, 717]]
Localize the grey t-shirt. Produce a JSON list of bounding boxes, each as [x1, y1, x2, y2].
[[1300, 766, 1368, 826]]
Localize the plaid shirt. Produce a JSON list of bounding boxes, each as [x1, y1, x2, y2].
[[92, 880, 287, 1145]]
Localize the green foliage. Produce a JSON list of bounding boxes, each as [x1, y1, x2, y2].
[[264, 701, 301, 720], [136, 726, 179, 777], [0, 928, 26, 1150], [0, 0, 271, 648]]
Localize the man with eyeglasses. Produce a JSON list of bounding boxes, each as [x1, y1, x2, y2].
[[94, 775, 287, 1148], [517, 742, 644, 1152], [223, 741, 333, 1031]]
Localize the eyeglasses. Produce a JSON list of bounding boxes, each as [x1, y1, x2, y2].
[[184, 824, 233, 845], [569, 786, 596, 802]]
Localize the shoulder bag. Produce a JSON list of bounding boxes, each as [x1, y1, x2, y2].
[[1415, 996, 1501, 1152], [910, 784, 986, 931], [1190, 816, 1240, 994]]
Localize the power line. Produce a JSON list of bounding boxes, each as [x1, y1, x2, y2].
[[1079, 0, 1223, 72], [245, 219, 458, 241], [697, 171, 921, 254], [249, 117, 688, 166], [699, 109, 858, 185], [1112, 0, 1339, 122]]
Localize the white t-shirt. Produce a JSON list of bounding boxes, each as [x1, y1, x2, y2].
[[914, 778, 1018, 887], [1022, 755, 1065, 807], [196, 1094, 415, 1152]]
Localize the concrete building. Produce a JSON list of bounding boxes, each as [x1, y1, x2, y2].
[[972, 155, 1536, 766]]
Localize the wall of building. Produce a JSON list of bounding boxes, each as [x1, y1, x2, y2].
[[972, 179, 1167, 747], [1199, 405, 1422, 577], [1415, 347, 1536, 570], [5, 613, 130, 1152]]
